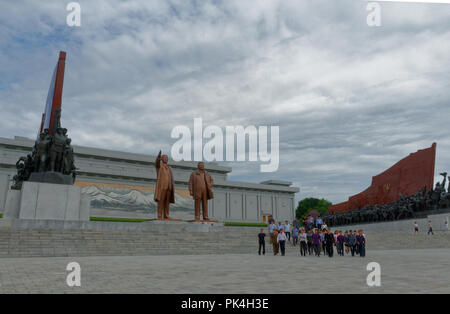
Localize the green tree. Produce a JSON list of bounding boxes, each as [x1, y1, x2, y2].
[[296, 197, 332, 219]]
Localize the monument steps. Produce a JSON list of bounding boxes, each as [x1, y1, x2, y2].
[[0, 226, 449, 258], [0, 228, 261, 257]]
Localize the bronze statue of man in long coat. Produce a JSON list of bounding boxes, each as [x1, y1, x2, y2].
[[154, 151, 175, 220], [189, 162, 213, 221]]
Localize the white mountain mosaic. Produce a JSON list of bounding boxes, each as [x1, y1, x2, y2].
[[82, 185, 194, 213]]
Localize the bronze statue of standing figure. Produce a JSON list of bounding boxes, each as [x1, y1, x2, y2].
[[50, 127, 66, 172], [154, 151, 175, 220], [34, 129, 51, 172], [63, 138, 76, 175], [189, 162, 214, 221]]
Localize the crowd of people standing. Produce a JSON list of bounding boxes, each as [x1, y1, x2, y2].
[[258, 216, 366, 258]]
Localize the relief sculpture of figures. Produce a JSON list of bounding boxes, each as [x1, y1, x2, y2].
[[189, 162, 214, 221], [324, 170, 450, 227], [154, 150, 175, 220]]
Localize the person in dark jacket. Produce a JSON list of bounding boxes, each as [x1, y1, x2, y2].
[[348, 230, 357, 256], [258, 228, 266, 255], [356, 230, 366, 257], [312, 229, 322, 257], [353, 230, 360, 255], [344, 231, 350, 255], [337, 231, 345, 256], [306, 229, 313, 255], [324, 229, 335, 257]]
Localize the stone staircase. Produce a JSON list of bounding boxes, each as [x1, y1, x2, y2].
[[0, 227, 449, 258], [0, 227, 273, 258]]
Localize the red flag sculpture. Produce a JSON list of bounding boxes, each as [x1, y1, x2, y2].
[[40, 51, 66, 135]]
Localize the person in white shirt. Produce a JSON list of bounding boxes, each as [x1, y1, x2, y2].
[[414, 221, 419, 234], [284, 221, 291, 243], [277, 229, 287, 256], [269, 221, 277, 234], [427, 221, 434, 235], [299, 229, 308, 256]]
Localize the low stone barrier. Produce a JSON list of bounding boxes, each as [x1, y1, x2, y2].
[[0, 218, 225, 233], [330, 212, 449, 233]]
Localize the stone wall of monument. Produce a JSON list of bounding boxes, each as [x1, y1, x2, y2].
[[333, 212, 449, 233]]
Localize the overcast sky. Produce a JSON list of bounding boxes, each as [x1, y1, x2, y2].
[[1, 0, 450, 204]]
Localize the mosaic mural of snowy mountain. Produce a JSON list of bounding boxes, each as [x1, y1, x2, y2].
[[82, 185, 195, 214]]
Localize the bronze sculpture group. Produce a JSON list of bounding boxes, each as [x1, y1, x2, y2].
[[12, 124, 76, 190], [324, 172, 450, 227], [153, 151, 214, 221]]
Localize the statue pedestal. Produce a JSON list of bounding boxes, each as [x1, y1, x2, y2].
[[187, 219, 219, 223], [148, 218, 184, 222], [28, 172, 74, 185], [3, 181, 90, 221]]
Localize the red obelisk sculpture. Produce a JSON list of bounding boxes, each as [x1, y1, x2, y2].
[[40, 51, 66, 135]]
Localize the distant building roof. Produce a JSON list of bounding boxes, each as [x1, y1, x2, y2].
[[259, 180, 293, 187]]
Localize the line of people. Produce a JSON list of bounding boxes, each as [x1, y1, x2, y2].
[[259, 220, 366, 257], [297, 229, 366, 258]]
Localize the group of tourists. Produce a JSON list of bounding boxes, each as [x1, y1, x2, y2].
[[258, 218, 366, 258], [301, 215, 326, 231]]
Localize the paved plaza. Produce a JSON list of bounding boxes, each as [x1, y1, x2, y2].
[[0, 248, 449, 294]]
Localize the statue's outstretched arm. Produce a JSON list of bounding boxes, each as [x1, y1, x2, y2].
[[155, 150, 162, 170]]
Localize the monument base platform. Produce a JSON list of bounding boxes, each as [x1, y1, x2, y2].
[[187, 219, 219, 223], [3, 181, 90, 221], [147, 218, 184, 222], [28, 172, 74, 185], [147, 218, 219, 224]]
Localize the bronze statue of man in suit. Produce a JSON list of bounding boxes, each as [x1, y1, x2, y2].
[[154, 151, 175, 220], [189, 162, 214, 221]]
